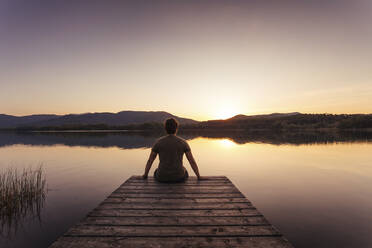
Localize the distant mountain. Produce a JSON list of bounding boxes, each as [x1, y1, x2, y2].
[[227, 112, 301, 121], [0, 114, 60, 128], [191, 113, 372, 130], [2, 111, 371, 130], [0, 111, 198, 129]]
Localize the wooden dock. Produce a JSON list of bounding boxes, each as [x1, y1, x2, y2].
[[49, 176, 293, 248]]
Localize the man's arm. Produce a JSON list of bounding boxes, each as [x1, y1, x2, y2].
[[143, 151, 157, 179], [185, 151, 201, 179]]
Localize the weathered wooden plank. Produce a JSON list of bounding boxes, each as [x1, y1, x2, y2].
[[49, 236, 293, 248], [109, 193, 245, 198], [126, 179, 230, 184], [128, 177, 230, 181], [97, 202, 252, 210], [130, 176, 228, 180], [126, 180, 231, 185], [49, 176, 293, 248], [114, 189, 241, 194], [104, 197, 250, 204], [81, 216, 269, 226], [65, 225, 281, 237], [119, 185, 236, 190], [124, 181, 233, 186], [89, 208, 261, 217]]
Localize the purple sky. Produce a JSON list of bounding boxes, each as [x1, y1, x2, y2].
[[1, 0, 372, 120]]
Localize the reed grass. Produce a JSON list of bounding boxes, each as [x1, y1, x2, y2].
[[0, 165, 46, 236]]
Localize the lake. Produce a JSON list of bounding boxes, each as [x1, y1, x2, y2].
[[0, 130, 372, 248]]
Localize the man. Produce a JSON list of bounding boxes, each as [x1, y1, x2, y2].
[[142, 118, 202, 182]]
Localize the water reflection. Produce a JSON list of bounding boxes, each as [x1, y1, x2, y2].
[[0, 131, 372, 247], [0, 167, 46, 238], [1, 195, 45, 239], [0, 130, 371, 149], [218, 138, 237, 148], [183, 130, 372, 145]]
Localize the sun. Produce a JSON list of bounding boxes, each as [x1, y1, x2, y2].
[[214, 108, 239, 120]]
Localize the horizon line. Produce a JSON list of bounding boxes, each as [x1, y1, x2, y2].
[[1, 110, 372, 122]]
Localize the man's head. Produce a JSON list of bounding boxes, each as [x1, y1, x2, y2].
[[165, 118, 179, 134]]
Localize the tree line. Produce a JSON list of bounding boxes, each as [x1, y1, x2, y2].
[[8, 113, 372, 131]]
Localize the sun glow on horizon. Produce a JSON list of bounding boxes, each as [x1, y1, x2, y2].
[[213, 107, 240, 120], [218, 139, 237, 148]]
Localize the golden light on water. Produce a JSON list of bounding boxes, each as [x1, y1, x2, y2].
[[218, 139, 236, 148]]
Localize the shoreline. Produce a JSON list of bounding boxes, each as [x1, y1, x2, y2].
[[1, 128, 372, 133]]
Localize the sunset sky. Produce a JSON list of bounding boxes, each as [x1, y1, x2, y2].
[[1, 0, 372, 120]]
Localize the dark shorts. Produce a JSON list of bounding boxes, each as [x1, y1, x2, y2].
[[154, 168, 189, 183]]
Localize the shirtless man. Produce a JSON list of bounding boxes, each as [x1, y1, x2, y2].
[[142, 118, 202, 182]]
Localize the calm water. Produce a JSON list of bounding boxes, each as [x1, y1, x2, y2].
[[0, 131, 372, 248]]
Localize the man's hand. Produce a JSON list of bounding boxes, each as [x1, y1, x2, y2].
[[185, 151, 201, 180], [143, 151, 157, 180]]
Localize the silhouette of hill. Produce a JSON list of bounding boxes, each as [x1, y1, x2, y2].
[[185, 113, 372, 130], [0, 114, 60, 128], [228, 112, 301, 121], [2, 112, 372, 130], [0, 111, 197, 129]]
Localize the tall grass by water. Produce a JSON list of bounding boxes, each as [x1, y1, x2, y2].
[[0, 166, 46, 237]]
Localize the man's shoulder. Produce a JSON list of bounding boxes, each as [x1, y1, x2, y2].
[[155, 135, 168, 144], [174, 136, 190, 148], [152, 136, 168, 152], [174, 135, 187, 142], [156, 135, 188, 145]]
